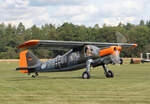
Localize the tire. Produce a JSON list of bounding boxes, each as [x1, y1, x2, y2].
[[141, 60, 144, 63], [120, 59, 123, 65], [106, 70, 114, 78], [82, 72, 90, 79]]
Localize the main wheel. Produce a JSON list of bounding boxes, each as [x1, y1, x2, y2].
[[120, 59, 123, 65], [105, 70, 114, 78], [82, 72, 90, 79]]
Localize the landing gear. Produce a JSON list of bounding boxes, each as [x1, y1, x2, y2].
[[82, 71, 90, 79], [120, 58, 123, 65], [105, 70, 114, 78], [82, 59, 93, 79], [31, 72, 39, 78], [102, 64, 114, 78]]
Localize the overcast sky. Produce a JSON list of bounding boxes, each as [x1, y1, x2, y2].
[[0, 0, 149, 28]]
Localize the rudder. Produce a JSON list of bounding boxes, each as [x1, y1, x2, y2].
[[19, 50, 40, 73]]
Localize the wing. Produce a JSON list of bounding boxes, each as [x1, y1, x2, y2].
[[18, 40, 137, 50]]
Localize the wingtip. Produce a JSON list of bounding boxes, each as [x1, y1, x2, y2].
[[133, 44, 138, 48], [18, 40, 40, 49]]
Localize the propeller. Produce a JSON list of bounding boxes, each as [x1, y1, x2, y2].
[[115, 31, 128, 43], [111, 47, 121, 64], [111, 32, 127, 64]]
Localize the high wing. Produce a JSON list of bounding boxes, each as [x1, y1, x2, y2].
[[18, 40, 137, 50]]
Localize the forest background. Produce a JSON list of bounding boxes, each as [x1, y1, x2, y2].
[[0, 20, 150, 59]]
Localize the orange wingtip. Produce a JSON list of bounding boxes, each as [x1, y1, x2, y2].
[[18, 40, 40, 49], [132, 44, 138, 48]]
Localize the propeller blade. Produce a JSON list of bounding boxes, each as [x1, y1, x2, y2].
[[111, 49, 121, 64]]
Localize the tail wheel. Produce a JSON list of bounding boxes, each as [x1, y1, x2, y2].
[[35, 72, 39, 76], [32, 75, 36, 78], [105, 70, 114, 78], [82, 72, 90, 79], [31, 72, 39, 78]]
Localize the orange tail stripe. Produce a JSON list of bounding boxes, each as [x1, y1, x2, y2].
[[19, 50, 28, 73]]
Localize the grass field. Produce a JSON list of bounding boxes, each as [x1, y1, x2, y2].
[[0, 61, 150, 104]]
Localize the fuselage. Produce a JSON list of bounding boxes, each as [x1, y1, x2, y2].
[[37, 45, 113, 72]]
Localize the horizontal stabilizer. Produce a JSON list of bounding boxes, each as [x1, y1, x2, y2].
[[16, 67, 33, 70], [16, 66, 36, 73]]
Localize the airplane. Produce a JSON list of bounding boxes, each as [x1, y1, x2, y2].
[[16, 40, 137, 79]]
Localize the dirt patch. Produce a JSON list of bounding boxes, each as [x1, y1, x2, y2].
[[0, 59, 49, 62], [0, 59, 19, 62]]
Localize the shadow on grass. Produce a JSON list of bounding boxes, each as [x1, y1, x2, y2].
[[7, 75, 106, 81], [7, 76, 81, 81]]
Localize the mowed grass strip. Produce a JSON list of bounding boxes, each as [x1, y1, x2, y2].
[[0, 61, 150, 104]]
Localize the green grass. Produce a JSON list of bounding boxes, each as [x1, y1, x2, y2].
[[0, 61, 150, 104]]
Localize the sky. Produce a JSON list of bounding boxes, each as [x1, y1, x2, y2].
[[0, 0, 150, 28]]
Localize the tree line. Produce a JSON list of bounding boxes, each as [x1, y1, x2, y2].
[[0, 20, 150, 59]]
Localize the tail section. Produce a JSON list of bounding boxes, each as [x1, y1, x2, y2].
[[18, 50, 40, 73]]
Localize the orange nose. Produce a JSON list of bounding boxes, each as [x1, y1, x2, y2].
[[99, 46, 122, 56]]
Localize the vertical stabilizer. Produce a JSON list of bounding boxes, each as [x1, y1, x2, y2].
[[19, 50, 40, 73]]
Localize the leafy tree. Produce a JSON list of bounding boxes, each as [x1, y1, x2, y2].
[[139, 20, 145, 26], [0, 20, 150, 58], [17, 22, 25, 35]]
